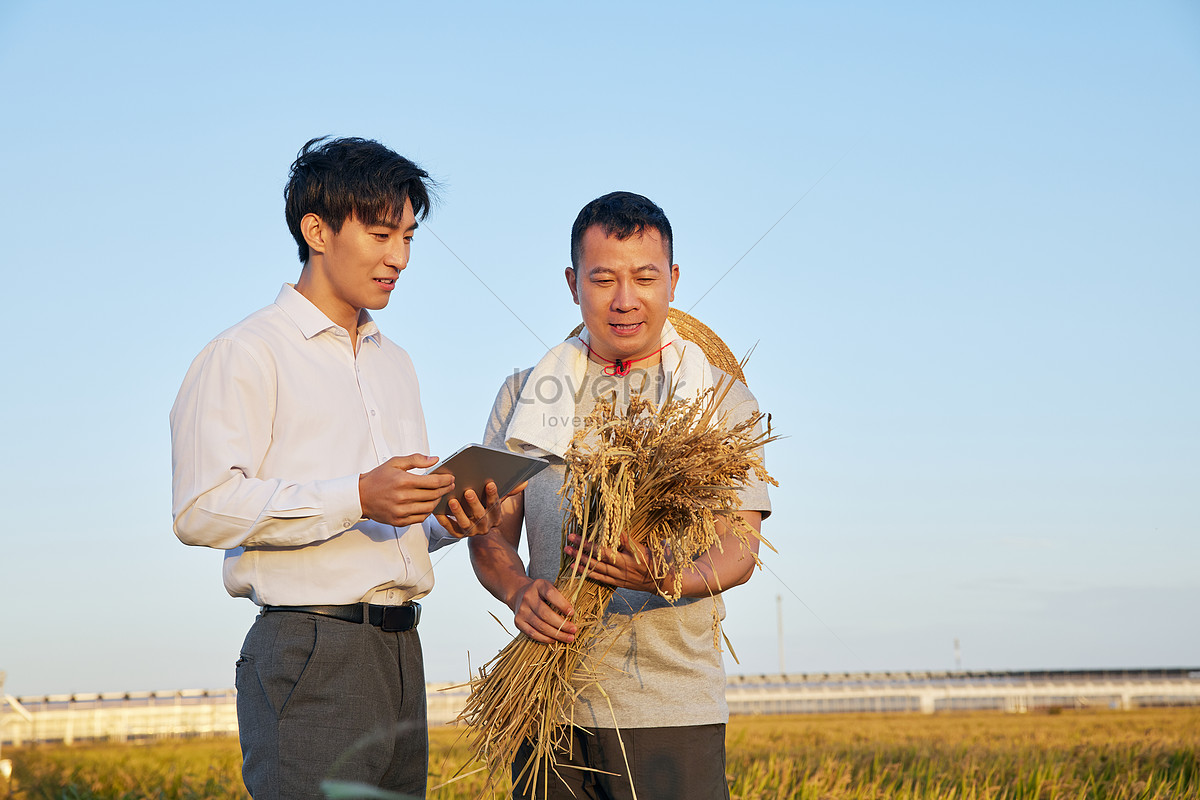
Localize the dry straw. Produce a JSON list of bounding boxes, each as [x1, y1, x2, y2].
[[457, 370, 778, 798]]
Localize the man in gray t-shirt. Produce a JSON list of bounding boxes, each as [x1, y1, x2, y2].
[[469, 191, 771, 800]]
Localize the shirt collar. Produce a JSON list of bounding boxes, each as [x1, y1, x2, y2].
[[275, 284, 382, 346]]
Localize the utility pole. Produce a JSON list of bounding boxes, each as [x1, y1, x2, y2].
[[954, 638, 962, 671], [1, 670, 9, 788], [776, 594, 785, 674]]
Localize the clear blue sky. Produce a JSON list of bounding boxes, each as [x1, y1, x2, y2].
[[1, 1, 1197, 697]]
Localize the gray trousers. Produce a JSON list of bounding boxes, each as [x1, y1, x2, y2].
[[235, 609, 428, 800], [513, 723, 730, 800]]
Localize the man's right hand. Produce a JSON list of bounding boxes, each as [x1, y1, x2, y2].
[[512, 578, 577, 644], [359, 454, 455, 527]]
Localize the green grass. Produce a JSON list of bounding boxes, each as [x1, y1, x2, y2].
[[723, 709, 1200, 800], [3, 738, 246, 799], [5, 707, 1198, 799]]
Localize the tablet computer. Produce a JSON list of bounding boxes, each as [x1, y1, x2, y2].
[[429, 444, 549, 517]]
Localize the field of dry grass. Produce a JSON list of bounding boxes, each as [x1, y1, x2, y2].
[[4, 707, 1197, 799]]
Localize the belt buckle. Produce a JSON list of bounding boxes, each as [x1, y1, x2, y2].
[[380, 603, 420, 632]]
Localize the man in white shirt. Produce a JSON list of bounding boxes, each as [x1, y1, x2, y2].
[[171, 136, 499, 800]]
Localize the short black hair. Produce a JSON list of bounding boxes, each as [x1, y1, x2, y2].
[[284, 136, 434, 263], [570, 191, 674, 271]]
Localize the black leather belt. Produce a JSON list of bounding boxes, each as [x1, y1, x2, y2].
[[262, 602, 421, 632]]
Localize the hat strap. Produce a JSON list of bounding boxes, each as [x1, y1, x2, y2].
[[579, 338, 675, 377]]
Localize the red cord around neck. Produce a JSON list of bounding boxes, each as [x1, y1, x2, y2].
[[580, 338, 674, 377]]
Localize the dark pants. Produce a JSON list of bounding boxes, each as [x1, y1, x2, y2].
[[513, 723, 729, 800], [235, 610, 428, 800]]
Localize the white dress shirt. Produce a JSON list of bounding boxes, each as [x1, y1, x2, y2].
[[171, 284, 451, 606]]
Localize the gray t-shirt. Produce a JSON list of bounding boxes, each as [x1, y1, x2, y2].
[[483, 359, 772, 728]]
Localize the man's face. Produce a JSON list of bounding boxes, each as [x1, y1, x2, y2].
[[312, 198, 417, 322], [566, 225, 679, 364]]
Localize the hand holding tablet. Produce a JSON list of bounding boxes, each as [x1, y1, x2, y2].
[[430, 444, 549, 518]]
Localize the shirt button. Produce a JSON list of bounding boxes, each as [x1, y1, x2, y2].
[[343, 519, 353, 529], [370, 409, 377, 416]]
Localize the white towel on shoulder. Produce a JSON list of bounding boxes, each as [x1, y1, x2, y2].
[[505, 318, 714, 458]]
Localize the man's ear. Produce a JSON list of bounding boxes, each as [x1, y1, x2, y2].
[[300, 213, 328, 256], [668, 263, 680, 302], [565, 266, 581, 305]]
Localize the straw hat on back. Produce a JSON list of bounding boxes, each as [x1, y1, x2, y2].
[[568, 307, 746, 385]]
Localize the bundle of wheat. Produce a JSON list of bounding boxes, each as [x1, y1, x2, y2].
[[458, 374, 777, 798]]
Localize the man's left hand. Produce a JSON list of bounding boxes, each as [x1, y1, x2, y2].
[[564, 533, 661, 593], [436, 481, 528, 538], [436, 481, 503, 538]]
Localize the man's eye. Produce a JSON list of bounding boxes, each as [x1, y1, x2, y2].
[[372, 233, 390, 241]]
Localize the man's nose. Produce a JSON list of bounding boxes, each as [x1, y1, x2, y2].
[[611, 279, 638, 310], [386, 241, 409, 271]]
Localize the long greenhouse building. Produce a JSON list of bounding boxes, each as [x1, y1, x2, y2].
[[3, 668, 1198, 746]]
